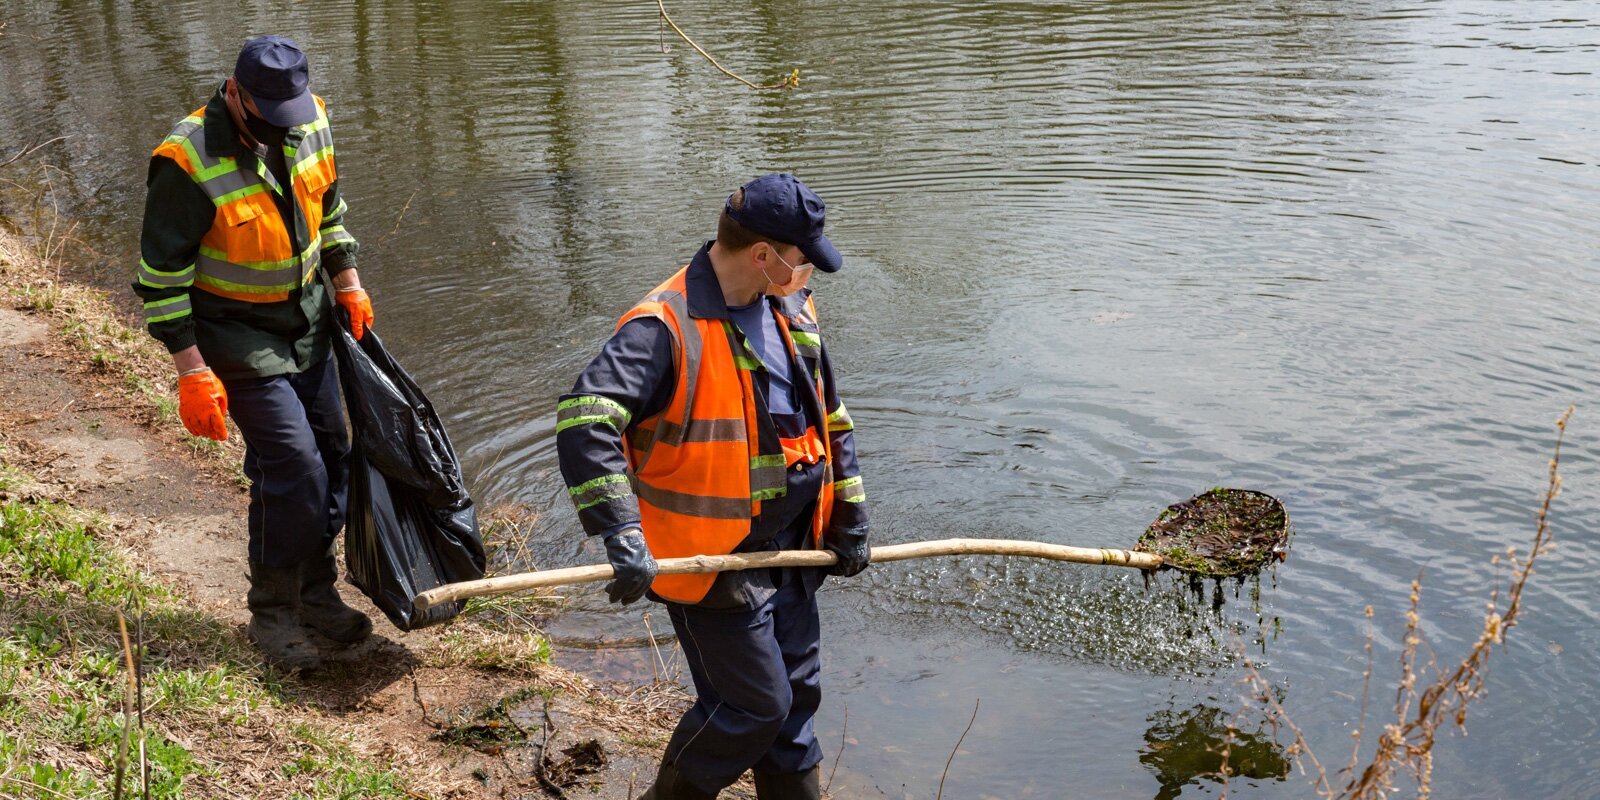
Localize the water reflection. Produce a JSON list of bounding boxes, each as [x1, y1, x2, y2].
[[1140, 702, 1289, 800]]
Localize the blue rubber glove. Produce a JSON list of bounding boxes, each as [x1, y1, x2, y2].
[[603, 529, 658, 605], [823, 524, 871, 577]]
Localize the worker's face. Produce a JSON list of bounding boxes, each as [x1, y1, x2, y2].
[[227, 78, 274, 128], [753, 242, 813, 297]]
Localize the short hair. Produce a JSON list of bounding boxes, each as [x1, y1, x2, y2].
[[716, 188, 784, 253]]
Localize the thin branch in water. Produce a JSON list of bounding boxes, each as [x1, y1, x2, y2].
[[0, 136, 69, 170], [937, 698, 979, 800], [387, 189, 418, 239], [655, 0, 800, 90], [826, 703, 848, 794]]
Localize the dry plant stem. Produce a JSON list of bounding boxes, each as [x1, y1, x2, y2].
[[1343, 606, 1375, 782], [655, 0, 800, 90], [114, 611, 137, 799], [643, 612, 670, 685], [1249, 406, 1572, 800], [416, 538, 1165, 611], [0, 135, 68, 169], [937, 699, 979, 800], [137, 611, 149, 800]]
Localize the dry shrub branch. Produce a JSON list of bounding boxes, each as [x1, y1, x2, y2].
[[1231, 406, 1573, 799]]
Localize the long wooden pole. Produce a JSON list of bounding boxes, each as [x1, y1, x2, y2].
[[413, 538, 1164, 613]]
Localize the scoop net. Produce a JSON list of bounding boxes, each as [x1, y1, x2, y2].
[[1135, 488, 1290, 578]]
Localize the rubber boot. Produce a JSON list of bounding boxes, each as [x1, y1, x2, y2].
[[247, 560, 321, 670], [298, 549, 373, 643], [753, 766, 821, 800], [636, 762, 719, 800]]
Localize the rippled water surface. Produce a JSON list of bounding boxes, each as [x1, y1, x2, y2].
[[4, 2, 1599, 796]]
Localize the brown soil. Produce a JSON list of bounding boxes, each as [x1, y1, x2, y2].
[[0, 298, 747, 798]]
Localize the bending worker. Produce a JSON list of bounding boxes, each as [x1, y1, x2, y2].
[[132, 35, 373, 669], [557, 174, 871, 800]]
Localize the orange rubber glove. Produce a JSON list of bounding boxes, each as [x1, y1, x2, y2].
[[177, 369, 229, 441], [336, 287, 374, 341]]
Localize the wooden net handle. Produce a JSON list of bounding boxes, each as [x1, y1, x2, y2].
[[412, 538, 1164, 613]]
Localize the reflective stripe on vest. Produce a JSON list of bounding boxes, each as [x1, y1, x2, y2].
[[616, 267, 836, 604], [151, 99, 337, 303]]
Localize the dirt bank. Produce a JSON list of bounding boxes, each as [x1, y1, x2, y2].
[[0, 226, 743, 798]]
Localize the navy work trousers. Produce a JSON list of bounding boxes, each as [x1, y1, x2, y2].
[[221, 355, 350, 569], [664, 575, 825, 793]]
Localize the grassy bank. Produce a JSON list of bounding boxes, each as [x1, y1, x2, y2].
[[0, 193, 688, 797], [0, 462, 410, 798]]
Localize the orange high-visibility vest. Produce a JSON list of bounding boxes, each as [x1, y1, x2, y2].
[[150, 97, 341, 304], [619, 267, 835, 604]]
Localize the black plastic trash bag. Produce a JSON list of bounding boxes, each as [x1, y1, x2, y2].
[[332, 320, 486, 631]]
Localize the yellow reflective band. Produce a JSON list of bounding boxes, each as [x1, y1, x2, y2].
[[832, 475, 866, 503], [826, 405, 854, 433]]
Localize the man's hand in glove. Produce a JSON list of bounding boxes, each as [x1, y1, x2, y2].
[[603, 528, 658, 604], [177, 368, 229, 441], [335, 287, 374, 340], [823, 524, 871, 577]]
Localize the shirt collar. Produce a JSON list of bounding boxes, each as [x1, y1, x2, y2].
[[201, 82, 309, 160], [685, 241, 727, 320], [202, 85, 244, 159]]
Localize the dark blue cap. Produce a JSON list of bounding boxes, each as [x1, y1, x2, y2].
[[726, 173, 842, 273], [234, 35, 316, 128]]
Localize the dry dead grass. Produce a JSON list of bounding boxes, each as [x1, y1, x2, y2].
[[1220, 407, 1573, 799]]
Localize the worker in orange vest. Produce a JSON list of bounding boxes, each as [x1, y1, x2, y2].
[[557, 174, 870, 799], [132, 36, 372, 670]]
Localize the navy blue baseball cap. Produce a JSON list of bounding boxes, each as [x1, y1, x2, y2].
[[234, 35, 316, 128], [726, 173, 842, 273]]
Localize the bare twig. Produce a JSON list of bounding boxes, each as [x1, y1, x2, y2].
[[387, 189, 418, 239], [114, 611, 137, 799], [0, 775, 73, 799], [826, 704, 848, 794], [655, 0, 800, 90], [937, 699, 979, 800], [1246, 406, 1573, 800], [643, 611, 671, 685], [534, 702, 570, 799], [0, 136, 68, 170], [1342, 605, 1375, 781], [410, 669, 444, 730], [137, 610, 149, 800]]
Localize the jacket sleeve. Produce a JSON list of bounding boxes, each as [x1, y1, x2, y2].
[[820, 339, 869, 531], [132, 156, 214, 354], [556, 318, 677, 537], [318, 177, 358, 275]]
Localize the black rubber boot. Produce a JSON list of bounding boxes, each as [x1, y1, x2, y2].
[[298, 548, 372, 643], [753, 766, 821, 800], [636, 762, 719, 800], [247, 560, 321, 670]]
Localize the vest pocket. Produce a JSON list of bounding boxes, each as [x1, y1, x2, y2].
[[220, 200, 261, 226], [216, 197, 275, 263]]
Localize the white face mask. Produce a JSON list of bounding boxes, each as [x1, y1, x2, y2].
[[762, 248, 814, 297]]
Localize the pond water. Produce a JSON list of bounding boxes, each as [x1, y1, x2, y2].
[[3, 1, 1598, 796]]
